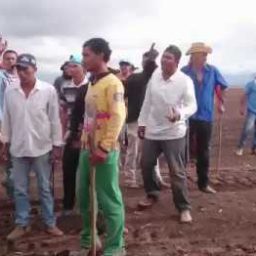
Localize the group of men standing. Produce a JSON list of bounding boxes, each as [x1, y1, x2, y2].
[[123, 42, 228, 222], [0, 36, 228, 256]]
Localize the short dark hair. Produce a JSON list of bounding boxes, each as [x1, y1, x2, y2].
[[3, 50, 18, 58], [164, 45, 182, 63], [83, 38, 111, 62]]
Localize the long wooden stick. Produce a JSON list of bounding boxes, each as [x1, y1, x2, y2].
[[216, 114, 223, 175], [89, 112, 97, 256], [90, 164, 97, 256]]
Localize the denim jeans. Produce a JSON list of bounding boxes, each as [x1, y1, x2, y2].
[[12, 152, 55, 227], [4, 150, 14, 199], [238, 111, 256, 149]]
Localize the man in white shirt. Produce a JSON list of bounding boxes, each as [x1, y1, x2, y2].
[[138, 45, 197, 223], [2, 54, 64, 240]]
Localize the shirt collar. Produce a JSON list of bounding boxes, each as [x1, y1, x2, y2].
[[204, 64, 211, 72], [15, 78, 41, 92], [71, 75, 88, 87], [161, 69, 179, 82], [187, 63, 210, 72], [90, 72, 111, 85], [34, 79, 43, 90]]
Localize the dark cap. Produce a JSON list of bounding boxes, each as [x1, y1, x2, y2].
[[16, 54, 37, 68], [119, 60, 132, 66], [60, 61, 70, 71]]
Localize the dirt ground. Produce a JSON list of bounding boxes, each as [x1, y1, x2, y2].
[[2, 88, 256, 256]]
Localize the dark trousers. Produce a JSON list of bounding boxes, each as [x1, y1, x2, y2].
[[141, 137, 190, 212], [62, 144, 80, 210], [189, 119, 212, 190]]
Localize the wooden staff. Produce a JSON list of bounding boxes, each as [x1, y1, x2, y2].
[[90, 164, 97, 256], [215, 86, 224, 176], [216, 109, 223, 176], [88, 113, 97, 256]]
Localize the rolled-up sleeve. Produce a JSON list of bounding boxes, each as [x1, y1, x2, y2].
[[214, 67, 228, 90], [48, 87, 63, 146]]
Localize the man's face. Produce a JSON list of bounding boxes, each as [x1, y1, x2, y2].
[[191, 52, 207, 66], [3, 53, 17, 72], [16, 65, 36, 83], [69, 63, 84, 78], [63, 64, 72, 78], [120, 64, 132, 77], [82, 46, 102, 72], [161, 51, 178, 74]]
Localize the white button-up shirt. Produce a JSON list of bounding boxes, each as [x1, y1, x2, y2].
[[138, 69, 197, 140], [2, 79, 63, 157]]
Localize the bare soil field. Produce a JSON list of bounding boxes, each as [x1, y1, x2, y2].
[[1, 88, 256, 256]]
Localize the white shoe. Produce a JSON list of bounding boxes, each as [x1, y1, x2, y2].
[[235, 148, 243, 156], [201, 185, 217, 194], [180, 210, 192, 223]]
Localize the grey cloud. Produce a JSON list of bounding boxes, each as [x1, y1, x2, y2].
[[2, 0, 256, 86], [0, 0, 158, 38]]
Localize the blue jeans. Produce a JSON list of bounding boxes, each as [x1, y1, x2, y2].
[[238, 111, 256, 149], [12, 152, 55, 227], [4, 164, 14, 199], [4, 150, 14, 199]]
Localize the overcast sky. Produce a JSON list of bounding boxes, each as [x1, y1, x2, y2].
[[1, 0, 256, 84]]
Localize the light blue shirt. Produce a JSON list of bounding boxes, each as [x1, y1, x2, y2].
[[245, 80, 256, 114]]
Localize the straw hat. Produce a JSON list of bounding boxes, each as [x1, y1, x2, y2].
[[186, 42, 212, 56]]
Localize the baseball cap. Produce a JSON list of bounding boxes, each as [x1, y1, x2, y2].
[[16, 54, 37, 68], [69, 54, 83, 65], [119, 60, 132, 66]]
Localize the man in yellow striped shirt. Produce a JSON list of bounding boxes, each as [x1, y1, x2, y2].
[[78, 38, 126, 256]]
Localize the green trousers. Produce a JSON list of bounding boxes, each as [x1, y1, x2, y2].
[[78, 150, 125, 256]]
